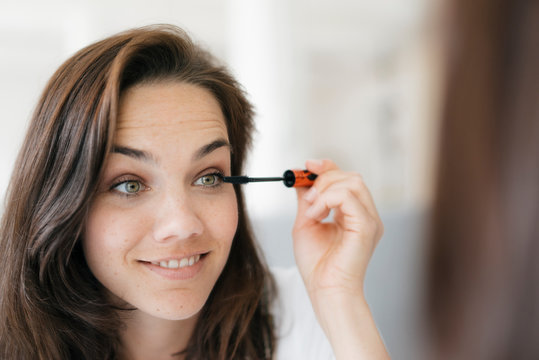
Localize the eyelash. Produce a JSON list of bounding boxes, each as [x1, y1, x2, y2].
[[109, 170, 225, 198]]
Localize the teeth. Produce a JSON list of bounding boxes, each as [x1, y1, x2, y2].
[[179, 258, 189, 268], [151, 255, 202, 269]]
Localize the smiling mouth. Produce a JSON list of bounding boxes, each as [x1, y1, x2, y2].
[[141, 253, 208, 269]]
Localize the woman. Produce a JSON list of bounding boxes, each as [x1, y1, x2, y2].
[[0, 25, 388, 359]]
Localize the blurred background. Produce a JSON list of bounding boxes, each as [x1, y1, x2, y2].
[[0, 0, 446, 358]]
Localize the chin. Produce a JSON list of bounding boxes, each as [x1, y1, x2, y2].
[[140, 293, 209, 321], [154, 305, 203, 321]]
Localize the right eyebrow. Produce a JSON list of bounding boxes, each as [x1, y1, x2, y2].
[[111, 146, 158, 164]]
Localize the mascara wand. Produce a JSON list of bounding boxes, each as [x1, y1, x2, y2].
[[221, 169, 317, 188]]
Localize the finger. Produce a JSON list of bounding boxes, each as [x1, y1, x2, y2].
[[304, 186, 360, 222], [305, 159, 339, 175], [295, 185, 311, 215], [308, 172, 380, 221], [296, 175, 346, 224], [330, 175, 380, 221], [295, 159, 339, 229], [305, 187, 381, 238], [309, 169, 351, 194]]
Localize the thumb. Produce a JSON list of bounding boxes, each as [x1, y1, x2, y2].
[[293, 159, 334, 229], [294, 181, 318, 230]]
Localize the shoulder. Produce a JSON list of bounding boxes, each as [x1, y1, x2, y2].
[[270, 266, 335, 360]]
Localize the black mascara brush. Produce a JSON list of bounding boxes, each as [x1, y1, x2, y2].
[[220, 169, 317, 188]]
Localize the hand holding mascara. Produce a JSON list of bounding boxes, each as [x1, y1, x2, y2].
[[220, 169, 318, 188], [291, 159, 388, 359]]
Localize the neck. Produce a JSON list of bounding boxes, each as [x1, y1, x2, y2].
[[118, 310, 198, 360]]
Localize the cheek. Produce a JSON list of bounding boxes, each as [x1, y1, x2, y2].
[[83, 202, 147, 274], [202, 190, 239, 250]]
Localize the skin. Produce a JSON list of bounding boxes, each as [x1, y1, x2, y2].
[[83, 82, 237, 360], [83, 81, 390, 359]]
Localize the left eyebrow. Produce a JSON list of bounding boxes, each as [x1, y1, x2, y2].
[[193, 138, 232, 161]]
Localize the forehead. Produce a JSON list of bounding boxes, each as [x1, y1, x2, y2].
[[116, 82, 228, 142]]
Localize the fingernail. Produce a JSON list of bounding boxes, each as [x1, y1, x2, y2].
[[304, 186, 317, 202], [307, 159, 324, 167]]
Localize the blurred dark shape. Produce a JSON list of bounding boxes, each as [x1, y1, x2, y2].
[[427, 0, 539, 359]]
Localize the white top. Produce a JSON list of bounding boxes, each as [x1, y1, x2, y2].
[[271, 267, 336, 360]]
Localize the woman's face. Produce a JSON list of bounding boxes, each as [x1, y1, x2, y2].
[[83, 82, 238, 321]]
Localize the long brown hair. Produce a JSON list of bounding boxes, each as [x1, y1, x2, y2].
[[428, 0, 539, 358], [0, 25, 275, 359]]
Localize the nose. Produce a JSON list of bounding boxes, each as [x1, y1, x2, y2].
[[151, 192, 203, 243]]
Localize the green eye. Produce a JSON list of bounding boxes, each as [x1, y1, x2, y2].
[[114, 180, 142, 194], [125, 181, 141, 193], [202, 175, 216, 185], [195, 173, 222, 187]]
